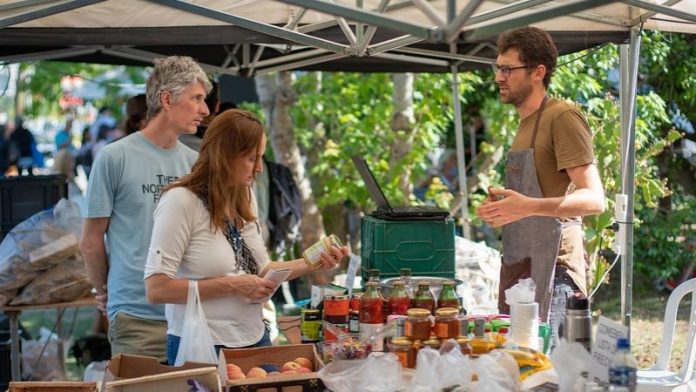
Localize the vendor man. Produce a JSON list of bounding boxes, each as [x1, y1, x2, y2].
[[476, 27, 605, 349]]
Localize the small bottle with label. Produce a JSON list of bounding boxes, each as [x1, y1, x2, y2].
[[359, 281, 385, 351], [608, 337, 637, 392], [470, 317, 492, 357], [387, 281, 411, 316]]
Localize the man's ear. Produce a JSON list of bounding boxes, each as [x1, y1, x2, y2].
[[160, 91, 172, 111], [534, 64, 547, 83]]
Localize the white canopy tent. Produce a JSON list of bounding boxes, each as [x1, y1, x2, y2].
[[2, 0, 696, 339]]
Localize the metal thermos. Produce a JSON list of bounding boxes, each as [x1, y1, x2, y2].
[[561, 295, 592, 352]]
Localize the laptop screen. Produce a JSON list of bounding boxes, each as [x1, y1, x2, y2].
[[351, 156, 392, 210]]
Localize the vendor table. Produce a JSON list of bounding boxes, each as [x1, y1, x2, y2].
[[1, 297, 97, 381]]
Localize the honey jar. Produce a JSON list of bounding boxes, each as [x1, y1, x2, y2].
[[404, 308, 432, 341]]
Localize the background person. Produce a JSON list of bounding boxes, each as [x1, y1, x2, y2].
[[80, 56, 210, 362], [475, 27, 605, 350], [144, 109, 348, 365]]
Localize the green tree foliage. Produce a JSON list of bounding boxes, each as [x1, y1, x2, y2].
[[18, 61, 146, 118], [291, 72, 482, 212]]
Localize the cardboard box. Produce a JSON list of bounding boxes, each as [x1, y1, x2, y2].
[[104, 367, 220, 392], [219, 344, 324, 392], [102, 353, 219, 392], [8, 381, 98, 391]]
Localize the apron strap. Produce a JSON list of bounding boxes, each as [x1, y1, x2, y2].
[[528, 96, 548, 149]]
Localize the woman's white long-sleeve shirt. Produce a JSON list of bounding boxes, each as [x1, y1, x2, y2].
[[144, 187, 270, 347]]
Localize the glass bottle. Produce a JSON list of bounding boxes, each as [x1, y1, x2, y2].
[[359, 281, 385, 351], [437, 280, 460, 310], [400, 268, 414, 298], [470, 317, 492, 357], [608, 338, 637, 392], [387, 281, 411, 316], [412, 282, 435, 314]]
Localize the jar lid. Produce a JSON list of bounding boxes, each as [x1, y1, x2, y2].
[[423, 337, 441, 347], [392, 280, 405, 286], [327, 295, 349, 301], [303, 308, 321, 314], [391, 337, 413, 347], [435, 307, 459, 317], [407, 308, 431, 318], [455, 336, 470, 345]]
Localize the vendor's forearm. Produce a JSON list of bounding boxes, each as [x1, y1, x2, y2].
[[529, 188, 605, 218]]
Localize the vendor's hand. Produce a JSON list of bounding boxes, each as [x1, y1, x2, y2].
[[476, 188, 533, 227], [315, 245, 350, 271], [95, 285, 108, 314], [236, 275, 276, 302]]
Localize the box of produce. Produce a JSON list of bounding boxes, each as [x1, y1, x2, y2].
[[219, 344, 324, 392], [102, 353, 219, 392]]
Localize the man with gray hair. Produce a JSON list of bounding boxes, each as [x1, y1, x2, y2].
[[80, 56, 211, 360]]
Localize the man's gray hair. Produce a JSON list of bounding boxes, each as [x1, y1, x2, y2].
[[145, 56, 212, 119]]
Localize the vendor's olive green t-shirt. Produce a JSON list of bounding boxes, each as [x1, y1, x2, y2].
[[510, 98, 595, 295]]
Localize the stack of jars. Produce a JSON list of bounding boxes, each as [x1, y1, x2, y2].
[[350, 268, 500, 368]]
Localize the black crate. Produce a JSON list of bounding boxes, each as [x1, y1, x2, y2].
[[0, 342, 10, 391], [0, 174, 68, 240]]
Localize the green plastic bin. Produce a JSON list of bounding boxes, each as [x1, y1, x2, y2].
[[360, 215, 455, 283]]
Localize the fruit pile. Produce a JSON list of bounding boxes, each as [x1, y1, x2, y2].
[[225, 356, 314, 380]]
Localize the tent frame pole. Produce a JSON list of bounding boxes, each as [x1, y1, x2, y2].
[[618, 27, 641, 336]]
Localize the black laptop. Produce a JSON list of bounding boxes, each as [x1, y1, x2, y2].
[[352, 156, 450, 221]]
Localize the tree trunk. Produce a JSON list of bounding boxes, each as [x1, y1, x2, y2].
[[255, 72, 326, 250], [389, 73, 416, 200]]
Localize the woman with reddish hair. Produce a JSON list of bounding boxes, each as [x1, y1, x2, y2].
[[144, 109, 349, 364]]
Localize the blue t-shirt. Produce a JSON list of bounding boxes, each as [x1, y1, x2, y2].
[[83, 132, 197, 321]]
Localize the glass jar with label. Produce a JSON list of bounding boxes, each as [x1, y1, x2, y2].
[[456, 336, 473, 356], [434, 307, 460, 339], [390, 337, 416, 368], [404, 308, 432, 341]]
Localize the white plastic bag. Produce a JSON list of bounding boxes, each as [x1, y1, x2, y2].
[[318, 352, 403, 392], [174, 280, 217, 365]]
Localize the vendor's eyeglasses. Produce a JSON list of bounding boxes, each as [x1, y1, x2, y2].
[[491, 63, 533, 77]]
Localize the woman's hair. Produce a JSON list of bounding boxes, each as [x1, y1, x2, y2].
[[168, 109, 265, 232], [145, 56, 212, 119], [123, 94, 147, 135]]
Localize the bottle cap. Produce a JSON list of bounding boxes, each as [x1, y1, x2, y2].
[[616, 337, 630, 349], [567, 294, 590, 310]]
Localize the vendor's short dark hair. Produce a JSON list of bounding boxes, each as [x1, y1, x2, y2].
[[496, 27, 558, 88]]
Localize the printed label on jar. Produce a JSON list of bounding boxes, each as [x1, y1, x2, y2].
[[303, 235, 341, 268]]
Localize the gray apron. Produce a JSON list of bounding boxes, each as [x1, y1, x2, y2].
[[499, 97, 562, 322]]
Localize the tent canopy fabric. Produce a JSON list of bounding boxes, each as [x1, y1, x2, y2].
[[1, 0, 694, 74]]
